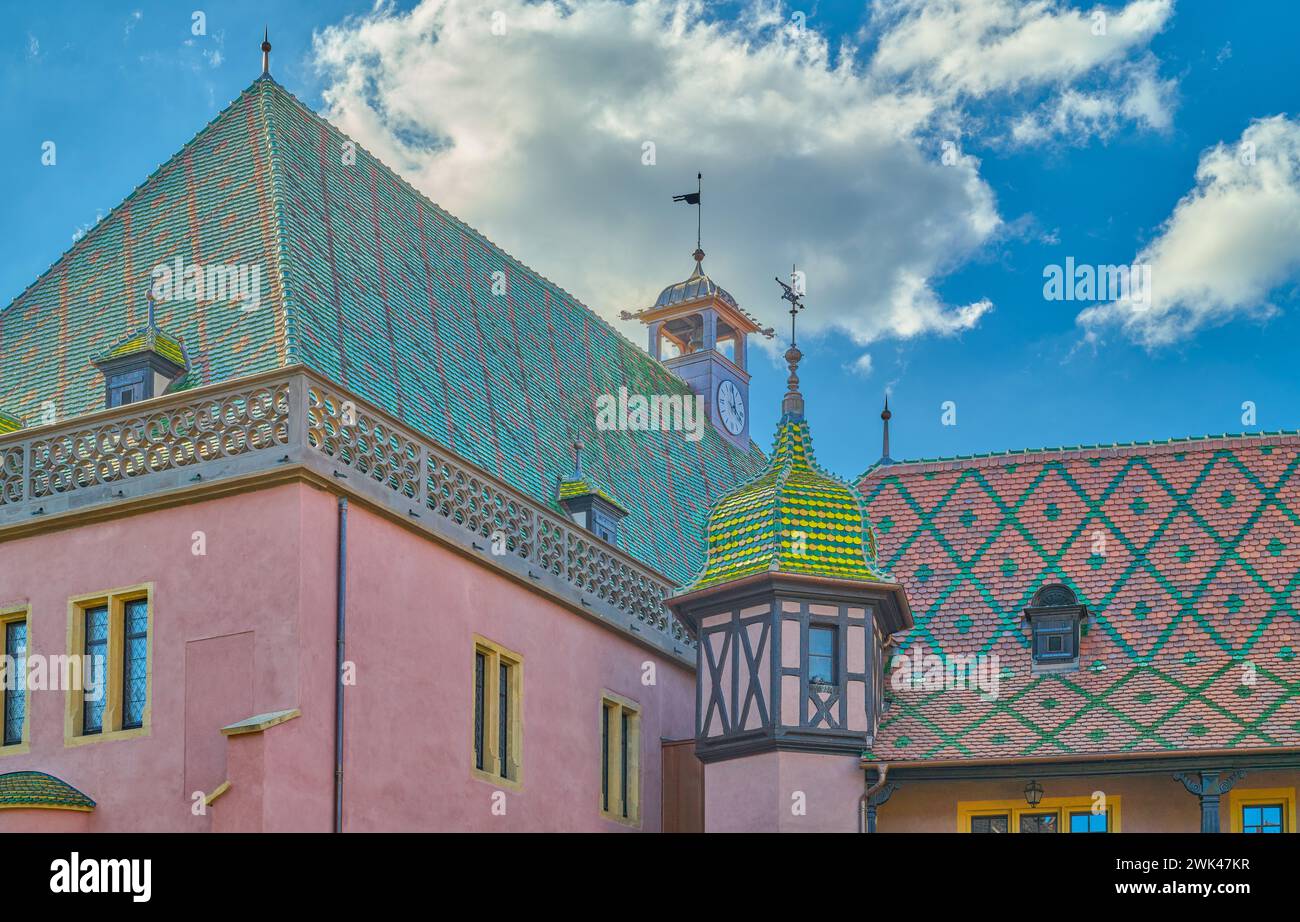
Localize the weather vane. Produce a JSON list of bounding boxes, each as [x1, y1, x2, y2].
[[774, 265, 805, 345]]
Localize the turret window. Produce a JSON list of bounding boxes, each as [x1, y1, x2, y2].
[[808, 626, 837, 686]]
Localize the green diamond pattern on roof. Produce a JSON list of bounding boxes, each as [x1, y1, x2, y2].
[[859, 435, 1300, 763], [0, 76, 766, 583]]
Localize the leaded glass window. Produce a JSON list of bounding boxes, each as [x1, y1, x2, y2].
[[498, 662, 510, 779], [600, 695, 639, 822], [971, 815, 1008, 833], [1019, 813, 1058, 833], [474, 651, 486, 772], [601, 704, 610, 812], [122, 599, 148, 729], [3, 620, 26, 746], [83, 605, 109, 735], [1243, 804, 1284, 833]]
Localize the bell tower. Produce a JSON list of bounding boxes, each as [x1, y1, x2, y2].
[[623, 249, 772, 449]]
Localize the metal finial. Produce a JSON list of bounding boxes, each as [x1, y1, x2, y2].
[[261, 28, 272, 76], [881, 394, 893, 463], [775, 269, 807, 418], [572, 437, 584, 479]]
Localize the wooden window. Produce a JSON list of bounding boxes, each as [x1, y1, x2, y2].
[[1229, 788, 1295, 833], [808, 625, 837, 686], [1, 608, 28, 749], [958, 796, 1119, 833], [471, 636, 521, 787], [66, 585, 153, 745], [600, 692, 640, 825]]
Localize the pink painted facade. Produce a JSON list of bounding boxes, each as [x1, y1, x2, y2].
[[0, 480, 694, 832]]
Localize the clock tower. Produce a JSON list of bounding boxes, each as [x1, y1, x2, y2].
[[623, 248, 772, 449]]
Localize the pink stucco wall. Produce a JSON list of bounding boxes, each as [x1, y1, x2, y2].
[[0, 480, 694, 832], [704, 750, 864, 832]]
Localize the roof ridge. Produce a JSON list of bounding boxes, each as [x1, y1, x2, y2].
[[1, 79, 274, 320], [855, 429, 1300, 482], [255, 78, 297, 366]]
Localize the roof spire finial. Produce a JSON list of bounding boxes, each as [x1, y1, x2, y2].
[[145, 289, 157, 331], [672, 173, 704, 273], [880, 393, 893, 463], [775, 267, 806, 418], [261, 27, 272, 77], [571, 435, 585, 479]]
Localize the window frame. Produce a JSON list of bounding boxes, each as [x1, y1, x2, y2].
[[807, 623, 838, 688], [1228, 787, 1296, 834], [599, 691, 641, 826], [0, 605, 30, 754], [470, 635, 522, 789], [958, 796, 1120, 833], [65, 584, 153, 747]]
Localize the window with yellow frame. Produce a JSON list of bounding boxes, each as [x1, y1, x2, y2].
[[1, 604, 29, 753], [600, 692, 640, 826], [958, 795, 1121, 833], [471, 635, 522, 788], [1228, 788, 1295, 833], [66, 584, 153, 746]]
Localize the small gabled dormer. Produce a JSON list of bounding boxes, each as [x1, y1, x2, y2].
[[92, 298, 188, 409], [0, 411, 21, 435], [556, 439, 628, 546], [1024, 583, 1089, 674]]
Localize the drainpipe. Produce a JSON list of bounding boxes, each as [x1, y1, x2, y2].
[[334, 496, 348, 833], [858, 764, 890, 833]]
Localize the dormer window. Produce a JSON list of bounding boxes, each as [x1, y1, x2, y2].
[[1024, 584, 1088, 673], [557, 439, 628, 547], [92, 299, 188, 410]]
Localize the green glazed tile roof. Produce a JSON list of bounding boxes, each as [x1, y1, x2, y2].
[[0, 771, 95, 811], [685, 411, 889, 592], [0, 411, 20, 434], [557, 476, 627, 514], [858, 433, 1300, 762], [0, 75, 766, 583], [95, 321, 187, 368]]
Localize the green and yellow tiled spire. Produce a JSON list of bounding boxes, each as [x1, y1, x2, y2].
[[684, 338, 890, 592]]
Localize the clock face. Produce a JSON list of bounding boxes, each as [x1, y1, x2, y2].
[[717, 379, 745, 436]]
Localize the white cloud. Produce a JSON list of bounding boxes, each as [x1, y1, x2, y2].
[[872, 0, 1176, 146], [310, 0, 1170, 348], [1078, 115, 1300, 346], [849, 353, 875, 377]]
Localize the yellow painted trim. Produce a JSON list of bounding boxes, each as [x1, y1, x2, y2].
[[957, 795, 1122, 833], [64, 583, 154, 748], [599, 690, 642, 828], [221, 708, 301, 736], [204, 780, 231, 806], [0, 605, 31, 755], [470, 634, 524, 792], [1228, 787, 1296, 833]]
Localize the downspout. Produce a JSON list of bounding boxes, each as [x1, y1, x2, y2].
[[858, 764, 890, 833], [334, 496, 348, 833]]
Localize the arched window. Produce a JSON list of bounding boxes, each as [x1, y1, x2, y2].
[[1023, 584, 1088, 673]]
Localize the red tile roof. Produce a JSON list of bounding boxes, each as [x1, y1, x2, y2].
[[858, 432, 1300, 762]]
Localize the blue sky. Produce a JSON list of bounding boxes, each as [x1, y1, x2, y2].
[[5, 0, 1300, 481]]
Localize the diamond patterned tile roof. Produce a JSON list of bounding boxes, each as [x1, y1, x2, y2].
[[0, 75, 766, 583], [857, 433, 1300, 763], [0, 771, 95, 811], [685, 410, 890, 592]]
